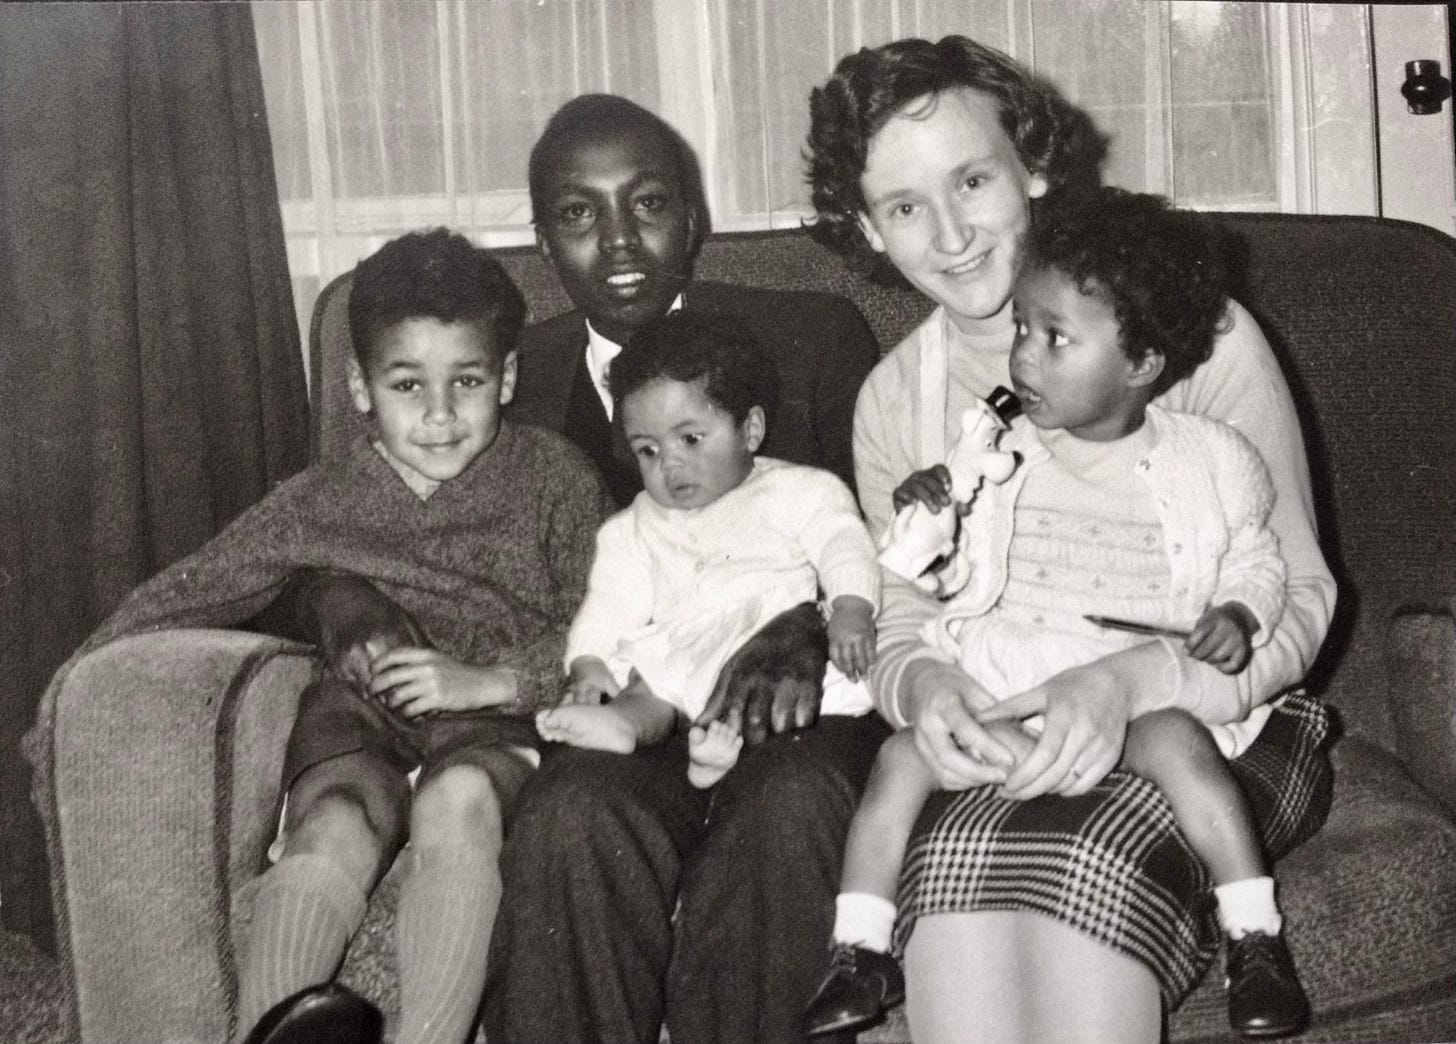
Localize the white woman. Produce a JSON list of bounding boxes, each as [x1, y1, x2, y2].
[[804, 36, 1335, 1044]]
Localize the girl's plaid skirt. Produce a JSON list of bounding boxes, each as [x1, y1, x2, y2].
[[893, 692, 1333, 1003]]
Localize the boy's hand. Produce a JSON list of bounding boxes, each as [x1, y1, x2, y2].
[[564, 656, 621, 705], [891, 465, 954, 514], [1186, 602, 1257, 674], [368, 648, 517, 716], [826, 596, 876, 680], [289, 572, 429, 692]]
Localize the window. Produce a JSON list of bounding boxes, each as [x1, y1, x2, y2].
[[253, 1, 1379, 350]]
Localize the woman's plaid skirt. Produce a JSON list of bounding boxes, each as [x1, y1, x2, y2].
[[893, 692, 1334, 1002]]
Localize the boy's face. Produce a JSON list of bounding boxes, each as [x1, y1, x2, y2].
[[534, 122, 697, 345], [857, 87, 1047, 338], [349, 318, 517, 494], [621, 377, 763, 511], [1009, 265, 1160, 442]]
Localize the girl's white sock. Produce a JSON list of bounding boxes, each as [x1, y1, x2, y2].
[[1214, 876, 1282, 939], [832, 892, 897, 953]]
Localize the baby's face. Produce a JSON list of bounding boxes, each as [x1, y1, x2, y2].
[[621, 377, 763, 511], [349, 318, 516, 497], [534, 121, 695, 345], [1009, 264, 1152, 442]]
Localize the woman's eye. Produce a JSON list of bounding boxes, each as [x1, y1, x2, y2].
[[635, 445, 657, 460], [961, 174, 986, 191], [892, 202, 917, 219]]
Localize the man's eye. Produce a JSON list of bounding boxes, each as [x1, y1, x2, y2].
[[634, 193, 668, 213], [554, 201, 591, 223]]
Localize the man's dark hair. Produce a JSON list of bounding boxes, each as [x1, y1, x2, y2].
[[1023, 186, 1234, 392], [528, 94, 710, 246], [348, 227, 526, 372], [805, 35, 1108, 277], [609, 311, 779, 427]]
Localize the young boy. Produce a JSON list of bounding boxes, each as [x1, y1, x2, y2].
[[535, 312, 881, 787], [75, 228, 610, 1044], [806, 188, 1311, 1039]]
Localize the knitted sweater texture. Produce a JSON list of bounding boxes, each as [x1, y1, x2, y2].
[[88, 423, 611, 715]]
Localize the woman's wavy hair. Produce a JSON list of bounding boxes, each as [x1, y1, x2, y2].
[[1024, 186, 1235, 393], [805, 35, 1108, 280]]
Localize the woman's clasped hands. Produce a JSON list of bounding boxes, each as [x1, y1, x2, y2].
[[903, 656, 1133, 800]]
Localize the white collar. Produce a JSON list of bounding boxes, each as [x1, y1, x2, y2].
[[584, 294, 685, 418]]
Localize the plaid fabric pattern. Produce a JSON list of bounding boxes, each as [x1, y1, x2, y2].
[[894, 692, 1332, 1003]]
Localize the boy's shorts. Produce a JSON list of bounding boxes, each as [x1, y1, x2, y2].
[[272, 675, 541, 858]]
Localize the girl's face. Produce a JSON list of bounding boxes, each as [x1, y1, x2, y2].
[[620, 377, 764, 510], [857, 88, 1048, 338], [1009, 265, 1160, 442]]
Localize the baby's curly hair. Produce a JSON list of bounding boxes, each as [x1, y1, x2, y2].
[[805, 35, 1108, 279], [1023, 186, 1234, 391], [609, 311, 779, 428], [348, 227, 525, 373]]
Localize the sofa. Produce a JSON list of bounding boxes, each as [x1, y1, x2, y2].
[[30, 212, 1456, 1044]]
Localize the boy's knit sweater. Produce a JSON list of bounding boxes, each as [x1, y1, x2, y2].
[[86, 422, 611, 715]]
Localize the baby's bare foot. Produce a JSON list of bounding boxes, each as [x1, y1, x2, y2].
[[535, 705, 638, 754], [687, 721, 743, 788]]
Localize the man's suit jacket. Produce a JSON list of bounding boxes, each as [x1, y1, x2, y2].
[[506, 281, 881, 508]]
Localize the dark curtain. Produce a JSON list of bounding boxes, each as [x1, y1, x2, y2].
[[0, 3, 309, 945]]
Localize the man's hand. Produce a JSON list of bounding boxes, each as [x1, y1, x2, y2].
[[695, 602, 827, 747]]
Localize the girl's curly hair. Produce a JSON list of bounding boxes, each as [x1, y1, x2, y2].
[[1024, 186, 1235, 392], [805, 35, 1108, 281]]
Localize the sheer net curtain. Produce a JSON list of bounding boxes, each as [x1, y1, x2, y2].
[[254, 0, 1377, 367]]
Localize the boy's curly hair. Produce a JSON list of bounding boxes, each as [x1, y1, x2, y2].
[[609, 311, 779, 428], [348, 227, 526, 373], [805, 35, 1108, 279], [1024, 186, 1234, 391], [528, 94, 710, 250]]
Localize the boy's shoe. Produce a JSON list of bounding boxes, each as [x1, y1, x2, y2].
[[803, 942, 906, 1037], [242, 983, 383, 1044], [1226, 931, 1311, 1038]]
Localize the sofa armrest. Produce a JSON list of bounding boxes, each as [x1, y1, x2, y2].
[[44, 629, 316, 1044], [1386, 607, 1456, 817]]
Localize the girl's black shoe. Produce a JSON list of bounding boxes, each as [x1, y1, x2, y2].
[[803, 942, 905, 1037], [1226, 931, 1311, 1038]]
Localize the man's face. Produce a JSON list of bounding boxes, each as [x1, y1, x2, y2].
[[534, 122, 697, 344], [857, 87, 1047, 338]]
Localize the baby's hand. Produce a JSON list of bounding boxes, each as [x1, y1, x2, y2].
[[369, 648, 516, 717], [826, 596, 876, 680], [564, 656, 621, 705], [892, 464, 954, 514], [1186, 602, 1257, 674]]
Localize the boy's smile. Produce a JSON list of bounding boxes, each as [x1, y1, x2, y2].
[[349, 318, 517, 497], [621, 377, 763, 511], [534, 123, 696, 345]]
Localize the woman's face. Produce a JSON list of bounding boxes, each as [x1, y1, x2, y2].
[[857, 88, 1047, 337]]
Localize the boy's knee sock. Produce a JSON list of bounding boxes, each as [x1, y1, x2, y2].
[[395, 843, 502, 1044], [235, 852, 368, 1041], [832, 892, 897, 953], [1214, 876, 1282, 938]]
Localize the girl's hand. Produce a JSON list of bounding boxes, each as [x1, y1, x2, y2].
[[977, 660, 1131, 799], [826, 596, 876, 680], [564, 656, 621, 705], [891, 465, 955, 514], [368, 647, 516, 717], [1186, 602, 1256, 674], [901, 659, 1015, 790]]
